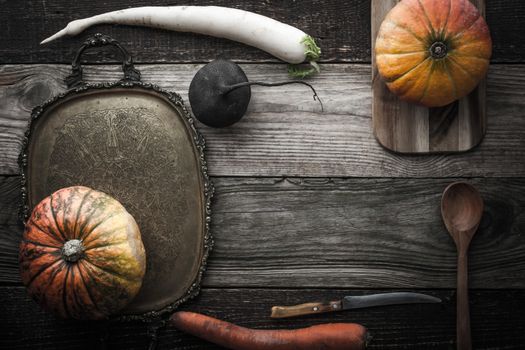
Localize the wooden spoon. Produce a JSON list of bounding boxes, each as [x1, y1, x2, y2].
[[441, 182, 484, 350]]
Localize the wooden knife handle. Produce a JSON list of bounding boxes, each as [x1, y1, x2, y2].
[[171, 311, 368, 350], [271, 300, 342, 318]]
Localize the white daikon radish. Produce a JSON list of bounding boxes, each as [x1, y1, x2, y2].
[[41, 6, 321, 77]]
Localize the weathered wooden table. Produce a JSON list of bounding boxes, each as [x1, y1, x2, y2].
[[1, 1, 524, 349]]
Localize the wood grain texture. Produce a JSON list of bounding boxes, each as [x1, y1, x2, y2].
[[2, 176, 525, 289], [1, 64, 525, 177], [2, 286, 524, 349], [0, 0, 524, 64], [1, 1, 524, 349], [372, 0, 486, 154], [0, 0, 370, 64], [0, 176, 23, 284]]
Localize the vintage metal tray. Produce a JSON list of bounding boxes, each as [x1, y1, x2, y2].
[[20, 34, 213, 321]]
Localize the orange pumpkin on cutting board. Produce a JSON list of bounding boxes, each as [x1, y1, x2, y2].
[[375, 0, 492, 107], [19, 186, 146, 320]]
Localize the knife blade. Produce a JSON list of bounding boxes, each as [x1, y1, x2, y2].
[[270, 292, 441, 319]]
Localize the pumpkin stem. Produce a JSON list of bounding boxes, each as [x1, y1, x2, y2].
[[430, 42, 448, 59], [62, 239, 85, 262]]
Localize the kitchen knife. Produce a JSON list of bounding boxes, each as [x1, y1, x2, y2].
[[271, 292, 441, 319]]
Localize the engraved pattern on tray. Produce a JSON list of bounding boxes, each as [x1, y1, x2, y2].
[[48, 107, 187, 263]]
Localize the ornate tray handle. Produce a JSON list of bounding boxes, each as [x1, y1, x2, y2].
[[65, 33, 141, 88]]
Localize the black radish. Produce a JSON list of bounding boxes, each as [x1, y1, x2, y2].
[[189, 60, 322, 128]]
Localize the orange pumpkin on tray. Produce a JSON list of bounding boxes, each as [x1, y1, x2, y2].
[[375, 0, 492, 107], [19, 186, 146, 320]]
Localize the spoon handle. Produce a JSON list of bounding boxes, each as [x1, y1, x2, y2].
[[457, 253, 472, 350]]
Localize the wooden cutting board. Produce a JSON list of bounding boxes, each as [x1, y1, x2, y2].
[[371, 0, 487, 154]]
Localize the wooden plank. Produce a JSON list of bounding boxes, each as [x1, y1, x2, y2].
[[0, 0, 370, 64], [371, 0, 486, 154], [1, 64, 525, 177], [2, 286, 524, 349], [0, 176, 23, 283], [2, 176, 525, 289], [0, 0, 523, 64]]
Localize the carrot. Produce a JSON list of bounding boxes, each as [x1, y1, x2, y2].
[[170, 311, 368, 350]]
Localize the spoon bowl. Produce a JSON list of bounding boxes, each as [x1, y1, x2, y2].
[[442, 182, 484, 235], [441, 182, 484, 350]]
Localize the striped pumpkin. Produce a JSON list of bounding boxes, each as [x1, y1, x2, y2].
[[19, 186, 146, 320]]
